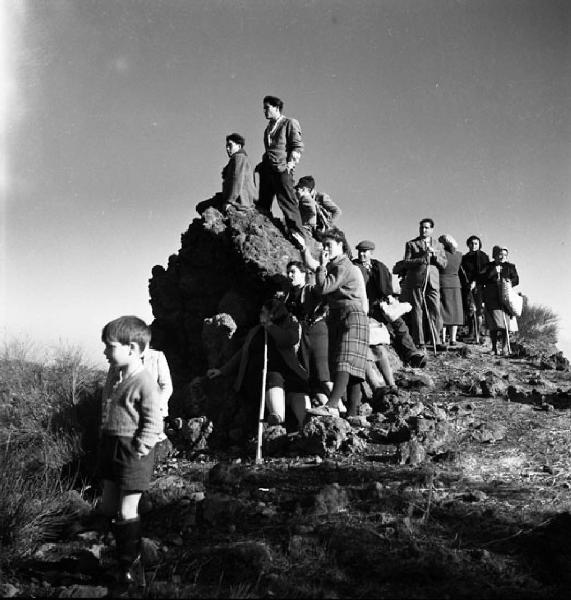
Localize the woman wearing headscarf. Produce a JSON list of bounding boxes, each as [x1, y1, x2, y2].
[[461, 235, 490, 342], [438, 234, 464, 346], [480, 246, 520, 356]]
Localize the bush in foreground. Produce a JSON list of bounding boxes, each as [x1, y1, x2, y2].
[[0, 341, 104, 568]]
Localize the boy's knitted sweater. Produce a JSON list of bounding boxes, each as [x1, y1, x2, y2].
[[101, 366, 162, 449]]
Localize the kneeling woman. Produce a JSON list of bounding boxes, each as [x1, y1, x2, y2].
[[207, 299, 310, 429], [304, 227, 370, 417], [481, 246, 520, 356]]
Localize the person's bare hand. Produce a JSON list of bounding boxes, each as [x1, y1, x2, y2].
[[207, 368, 221, 379]]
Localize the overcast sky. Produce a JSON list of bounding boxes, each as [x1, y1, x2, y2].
[[2, 0, 570, 366]]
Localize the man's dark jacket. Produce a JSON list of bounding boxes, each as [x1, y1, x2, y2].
[[353, 258, 394, 308]]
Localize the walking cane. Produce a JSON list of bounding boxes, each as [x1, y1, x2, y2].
[[470, 289, 480, 344], [460, 266, 479, 344], [421, 267, 438, 356], [255, 327, 268, 464], [501, 311, 512, 356]]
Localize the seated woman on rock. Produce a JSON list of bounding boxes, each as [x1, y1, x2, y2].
[[206, 299, 310, 429], [480, 246, 520, 356], [301, 227, 370, 418], [196, 133, 257, 215], [283, 260, 338, 409]]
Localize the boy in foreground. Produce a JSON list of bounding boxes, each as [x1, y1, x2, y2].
[[97, 316, 163, 586]]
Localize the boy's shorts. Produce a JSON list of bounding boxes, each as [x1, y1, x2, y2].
[[97, 435, 155, 492]]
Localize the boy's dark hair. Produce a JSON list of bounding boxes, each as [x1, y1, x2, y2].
[[466, 235, 483, 249], [419, 217, 434, 228], [286, 260, 307, 273], [317, 226, 353, 259], [262, 298, 290, 325], [263, 95, 284, 111], [226, 133, 245, 146], [101, 315, 151, 353], [295, 176, 315, 191]]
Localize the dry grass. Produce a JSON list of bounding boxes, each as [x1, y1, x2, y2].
[[0, 339, 104, 567], [515, 298, 559, 346]]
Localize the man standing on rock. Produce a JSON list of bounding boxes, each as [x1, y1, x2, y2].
[[402, 218, 447, 349], [256, 95, 306, 250], [353, 240, 426, 368]]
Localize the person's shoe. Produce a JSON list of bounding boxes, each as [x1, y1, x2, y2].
[[377, 385, 399, 396], [409, 353, 427, 368], [449, 341, 457, 346], [435, 343, 448, 352], [306, 405, 340, 417], [267, 413, 282, 426]]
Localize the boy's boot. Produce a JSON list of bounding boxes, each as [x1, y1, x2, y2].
[[112, 517, 144, 587], [78, 505, 113, 537]]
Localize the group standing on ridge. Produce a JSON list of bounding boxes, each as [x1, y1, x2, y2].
[[91, 95, 522, 588]]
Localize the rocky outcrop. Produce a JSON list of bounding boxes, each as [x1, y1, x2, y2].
[[149, 207, 308, 445], [149, 206, 304, 386]]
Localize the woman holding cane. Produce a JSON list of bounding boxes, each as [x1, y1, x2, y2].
[[481, 246, 519, 356], [207, 299, 309, 429]]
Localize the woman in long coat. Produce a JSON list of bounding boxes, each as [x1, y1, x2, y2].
[[461, 235, 490, 341], [438, 234, 464, 345], [480, 246, 520, 356]]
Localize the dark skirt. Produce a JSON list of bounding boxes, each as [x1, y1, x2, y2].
[[97, 435, 155, 492], [328, 304, 369, 381], [299, 319, 330, 384], [440, 287, 464, 326], [242, 352, 308, 403]]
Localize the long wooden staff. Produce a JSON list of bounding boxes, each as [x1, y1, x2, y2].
[[471, 289, 480, 344], [255, 327, 268, 464], [422, 262, 438, 355], [502, 311, 512, 356]]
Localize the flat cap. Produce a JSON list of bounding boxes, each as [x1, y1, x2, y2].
[[356, 240, 375, 251]]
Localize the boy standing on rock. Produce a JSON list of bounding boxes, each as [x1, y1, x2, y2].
[[97, 316, 163, 588]]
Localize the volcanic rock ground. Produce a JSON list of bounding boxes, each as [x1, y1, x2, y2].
[[12, 340, 571, 599]]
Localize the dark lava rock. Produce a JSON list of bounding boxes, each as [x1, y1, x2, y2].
[[262, 424, 289, 455], [312, 483, 350, 515], [469, 422, 507, 443], [297, 416, 352, 456], [540, 351, 570, 372], [208, 463, 244, 489], [480, 370, 509, 397], [190, 541, 272, 584]]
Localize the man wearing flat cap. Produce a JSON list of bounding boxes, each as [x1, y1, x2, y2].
[[353, 240, 426, 368]]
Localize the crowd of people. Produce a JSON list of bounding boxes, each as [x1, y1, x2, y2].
[[92, 95, 521, 587], [195, 94, 521, 427]]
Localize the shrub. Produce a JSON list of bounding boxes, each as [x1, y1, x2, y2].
[[0, 340, 105, 566], [514, 298, 559, 346]]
